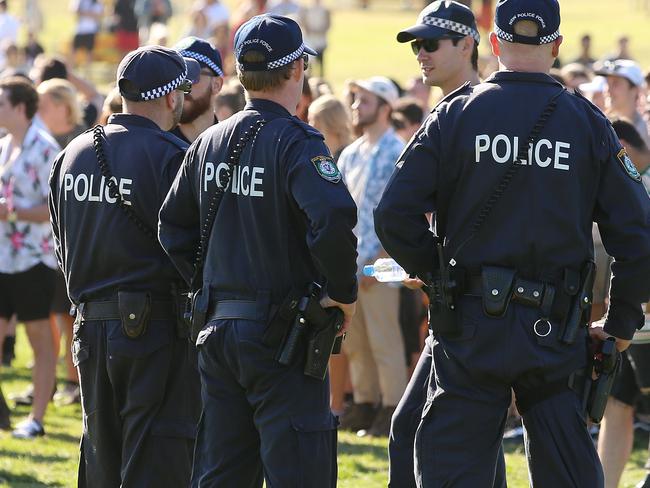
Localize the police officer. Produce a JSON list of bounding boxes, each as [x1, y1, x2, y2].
[[158, 14, 358, 488], [375, 0, 650, 486], [388, 4, 506, 487], [49, 46, 202, 487], [171, 36, 224, 143]]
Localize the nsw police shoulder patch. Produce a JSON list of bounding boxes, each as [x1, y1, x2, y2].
[[617, 148, 642, 182], [311, 156, 341, 183]]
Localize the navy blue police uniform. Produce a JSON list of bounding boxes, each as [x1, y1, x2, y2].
[[49, 46, 202, 488], [158, 14, 358, 488], [389, 3, 507, 487], [170, 36, 224, 143], [374, 1, 650, 486]]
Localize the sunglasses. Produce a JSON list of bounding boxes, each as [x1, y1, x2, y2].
[[177, 79, 193, 94], [302, 53, 309, 71], [411, 37, 450, 55]]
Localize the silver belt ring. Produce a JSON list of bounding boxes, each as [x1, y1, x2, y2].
[[533, 318, 552, 337]]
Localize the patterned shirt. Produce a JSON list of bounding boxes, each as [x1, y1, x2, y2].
[[0, 122, 60, 273], [338, 128, 404, 272]]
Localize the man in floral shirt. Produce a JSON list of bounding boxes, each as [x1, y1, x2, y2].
[[337, 76, 407, 437], [0, 76, 60, 438]]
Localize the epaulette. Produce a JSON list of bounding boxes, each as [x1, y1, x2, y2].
[[430, 81, 473, 113], [157, 130, 190, 151], [287, 116, 325, 139]]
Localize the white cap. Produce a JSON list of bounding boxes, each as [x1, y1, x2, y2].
[[595, 59, 645, 87], [351, 76, 399, 105], [578, 76, 607, 94]]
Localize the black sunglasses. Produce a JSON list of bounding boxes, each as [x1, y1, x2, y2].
[[177, 79, 192, 94], [411, 37, 450, 55], [302, 53, 309, 71]]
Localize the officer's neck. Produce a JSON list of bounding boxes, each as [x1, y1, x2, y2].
[[178, 110, 216, 143], [440, 68, 480, 96], [246, 89, 298, 116]]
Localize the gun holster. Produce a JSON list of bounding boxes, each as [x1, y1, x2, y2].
[[188, 286, 210, 344], [118, 291, 151, 339], [304, 307, 344, 380]]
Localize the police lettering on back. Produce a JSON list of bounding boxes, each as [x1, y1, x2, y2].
[[475, 134, 570, 170], [203, 161, 264, 197], [63, 173, 133, 204]]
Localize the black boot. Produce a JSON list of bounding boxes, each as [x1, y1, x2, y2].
[[2, 335, 15, 367]]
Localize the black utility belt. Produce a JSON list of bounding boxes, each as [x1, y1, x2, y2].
[[78, 299, 175, 321], [464, 269, 557, 318]]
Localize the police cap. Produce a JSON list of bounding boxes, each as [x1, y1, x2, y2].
[[494, 0, 561, 45], [234, 14, 317, 72], [397, 0, 480, 45], [117, 45, 201, 102], [174, 36, 224, 77]]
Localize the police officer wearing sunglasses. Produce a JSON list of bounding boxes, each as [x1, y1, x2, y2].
[[49, 46, 203, 487], [376, 0, 650, 485], [389, 3, 508, 487]]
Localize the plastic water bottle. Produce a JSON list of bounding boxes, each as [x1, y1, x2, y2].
[[362, 258, 408, 282]]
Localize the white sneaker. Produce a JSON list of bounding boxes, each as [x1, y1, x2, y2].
[[12, 418, 45, 439]]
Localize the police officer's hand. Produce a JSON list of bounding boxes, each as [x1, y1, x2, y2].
[[403, 277, 425, 290], [320, 295, 356, 335], [589, 322, 632, 352]]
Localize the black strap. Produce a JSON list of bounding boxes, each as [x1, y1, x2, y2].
[[188, 119, 267, 292], [447, 88, 565, 260], [92, 125, 157, 242]]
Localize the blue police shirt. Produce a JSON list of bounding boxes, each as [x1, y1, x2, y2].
[[49, 113, 188, 303], [159, 98, 358, 305], [375, 71, 650, 340]]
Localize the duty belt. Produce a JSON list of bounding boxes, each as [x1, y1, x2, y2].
[[205, 299, 274, 323], [78, 299, 175, 321]]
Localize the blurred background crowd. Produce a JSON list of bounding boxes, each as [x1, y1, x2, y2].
[[0, 0, 648, 486]]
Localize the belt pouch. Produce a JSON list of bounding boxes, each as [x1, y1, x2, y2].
[[481, 266, 516, 317], [118, 291, 151, 339]]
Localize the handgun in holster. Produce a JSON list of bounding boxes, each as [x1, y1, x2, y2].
[[580, 336, 621, 423], [277, 283, 345, 380], [185, 285, 209, 344], [560, 260, 596, 344], [423, 243, 463, 336]]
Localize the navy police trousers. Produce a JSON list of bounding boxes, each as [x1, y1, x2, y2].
[[73, 318, 200, 488], [390, 335, 507, 488], [413, 296, 603, 487], [192, 318, 337, 488]]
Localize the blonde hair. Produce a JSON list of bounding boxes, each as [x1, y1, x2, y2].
[[37, 78, 82, 126], [308, 95, 352, 151]]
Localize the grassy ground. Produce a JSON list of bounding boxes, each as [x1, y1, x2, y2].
[[1, 327, 650, 487]]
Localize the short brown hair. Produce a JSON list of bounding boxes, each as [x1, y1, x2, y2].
[[0, 76, 38, 119], [237, 50, 295, 92]]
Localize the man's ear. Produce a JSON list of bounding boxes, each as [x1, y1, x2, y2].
[[551, 35, 563, 58], [212, 76, 224, 96], [489, 31, 500, 57]]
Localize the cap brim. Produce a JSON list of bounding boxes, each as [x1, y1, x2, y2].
[[396, 24, 462, 43], [303, 44, 318, 56], [184, 58, 201, 84]]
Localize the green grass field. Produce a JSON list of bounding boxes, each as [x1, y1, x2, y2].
[[1, 327, 650, 487], [1, 0, 649, 486]]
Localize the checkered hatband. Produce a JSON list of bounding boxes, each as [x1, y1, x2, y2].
[[180, 50, 224, 76], [422, 16, 481, 44], [139, 68, 187, 101]]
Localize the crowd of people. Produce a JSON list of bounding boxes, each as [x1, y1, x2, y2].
[[0, 0, 648, 487]]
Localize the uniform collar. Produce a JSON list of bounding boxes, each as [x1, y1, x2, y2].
[[244, 98, 292, 118], [107, 113, 163, 131], [484, 70, 563, 87]]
